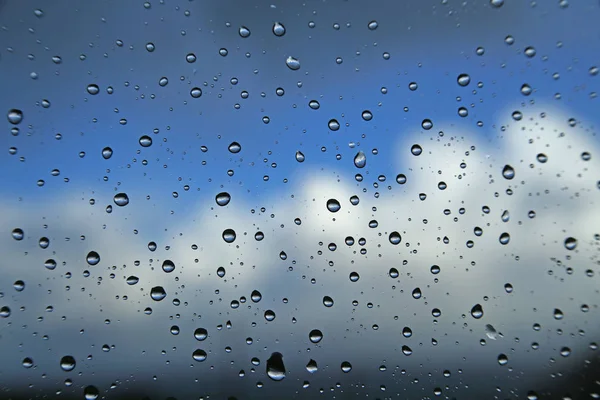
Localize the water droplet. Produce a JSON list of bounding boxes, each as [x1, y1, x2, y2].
[[476, 46, 485, 56], [396, 174, 407, 184], [162, 260, 175, 273], [362, 110, 373, 121], [102, 147, 113, 160], [560, 347, 571, 357], [251, 290, 262, 303], [193, 328, 208, 341], [502, 165, 515, 180], [485, 324, 501, 340], [524, 46, 536, 58], [328, 119, 340, 131], [113, 193, 129, 207], [145, 42, 155, 52], [222, 229, 236, 243], [471, 304, 484, 319], [216, 192, 231, 206], [326, 199, 341, 213], [323, 296, 334, 307], [412, 287, 422, 299], [13, 280, 25, 291], [192, 349, 207, 362], [349, 272, 360, 282], [12, 228, 24, 241], [126, 276, 139, 285], [499, 232, 510, 245], [266, 352, 286, 381], [306, 359, 318, 373], [139, 135, 152, 147], [228, 142, 241, 153], [421, 119, 433, 130], [86, 251, 100, 266], [457, 74, 471, 87], [308, 100, 320, 109], [512, 110, 523, 121], [389, 231, 401, 245], [402, 345, 413, 356], [411, 144, 422, 156], [158, 77, 169, 87], [190, 87, 202, 98], [295, 151, 305, 163], [341, 361, 352, 373], [150, 286, 166, 301], [264, 310, 276, 321], [7, 109, 23, 125], [497, 354, 508, 365], [0, 306, 11, 318], [60, 356, 76, 372], [87, 84, 99, 95], [564, 237, 577, 250], [272, 22, 286, 36], [536, 153, 547, 163], [554, 308, 564, 320], [368, 20, 378, 30], [219, 48, 228, 56], [490, 0, 504, 8], [186, 53, 197, 63], [389, 268, 399, 278], [45, 259, 57, 270], [285, 56, 300, 70], [83, 385, 99, 400], [309, 329, 323, 343], [239, 26, 251, 38], [353, 151, 366, 168], [520, 83, 532, 96]]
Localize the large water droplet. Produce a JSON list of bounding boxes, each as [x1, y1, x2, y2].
[[113, 193, 129, 207], [412, 287, 422, 299], [490, 0, 504, 8], [13, 280, 25, 291], [306, 359, 318, 373], [162, 260, 175, 273], [402, 345, 413, 356], [126, 276, 139, 285], [228, 142, 241, 153], [139, 135, 152, 147], [323, 296, 334, 307], [457, 74, 471, 87], [150, 286, 166, 301], [192, 349, 207, 362], [7, 109, 23, 125], [326, 199, 341, 213], [367, 20, 378, 30], [353, 151, 366, 168], [194, 328, 208, 341], [239, 26, 251, 38], [12, 228, 24, 241], [216, 192, 231, 206], [411, 144, 422, 156], [251, 290, 262, 303], [497, 354, 508, 365], [158, 77, 169, 87], [266, 352, 286, 381], [502, 165, 515, 180], [349, 272, 360, 282], [295, 151, 305, 162], [0, 306, 11, 318], [60, 355, 76, 371], [309, 329, 323, 343], [86, 251, 100, 266], [102, 147, 113, 160], [389, 231, 401, 245], [553, 308, 564, 320], [499, 232, 510, 245], [190, 87, 202, 98], [272, 22, 286, 36], [285, 56, 300, 70], [83, 385, 99, 400], [222, 229, 236, 243], [308, 100, 320, 109], [471, 304, 484, 319], [396, 174, 407, 184], [264, 310, 276, 321], [421, 119, 433, 130], [564, 237, 577, 250], [328, 119, 340, 131], [341, 361, 352, 373], [86, 84, 99, 95], [361, 110, 373, 121]]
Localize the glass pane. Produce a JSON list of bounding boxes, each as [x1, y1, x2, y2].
[[1, 1, 598, 399]]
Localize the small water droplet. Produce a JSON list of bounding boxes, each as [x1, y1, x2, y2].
[[412, 287, 422, 299], [126, 276, 139, 285], [13, 280, 25, 291], [306, 359, 318, 373], [102, 147, 113, 160], [520, 83, 532, 96], [502, 165, 515, 180], [192, 349, 207, 362], [361, 110, 373, 121], [457, 74, 471, 87], [295, 151, 305, 162], [308, 100, 320, 109], [323, 296, 334, 307], [353, 151, 366, 168], [239, 26, 251, 38], [396, 174, 407, 184], [309, 329, 323, 344], [285, 56, 300, 70], [139, 135, 152, 147], [145, 43, 155, 52], [0, 306, 11, 318], [389, 268, 399, 278], [158, 77, 169, 87], [524, 46, 536, 58], [326, 199, 341, 213], [60, 356, 76, 371], [251, 290, 262, 303], [368, 20, 378, 30], [194, 328, 208, 341], [402, 345, 413, 356], [349, 272, 360, 282], [490, 0, 504, 8], [84, 385, 99, 400], [341, 361, 352, 373], [186, 53, 196, 63], [7, 109, 23, 125]]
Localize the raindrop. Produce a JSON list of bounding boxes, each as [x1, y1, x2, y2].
[[328, 119, 340, 131], [83, 386, 99, 400], [368, 20, 378, 30], [306, 359, 318, 373], [0, 306, 11, 318], [341, 361, 352, 373], [126, 276, 139, 285], [139, 135, 152, 147], [353, 151, 366, 168], [396, 174, 407, 184], [457, 74, 471, 87], [12, 228, 24, 241], [113, 193, 129, 207], [497, 354, 508, 365], [389, 231, 401, 245], [145, 43, 155, 52], [254, 231, 264, 241], [86, 84, 99, 95], [13, 280, 25, 291], [162, 260, 175, 273], [361, 110, 373, 121], [490, 0, 504, 8], [272, 22, 286, 36], [553, 308, 564, 320], [222, 229, 236, 243], [309, 329, 323, 343], [150, 286, 166, 301], [411, 144, 422, 156], [412, 287, 422, 299], [239, 26, 251, 38], [251, 290, 262, 303], [228, 142, 241, 153], [264, 310, 276, 321], [86, 251, 100, 266], [349, 272, 360, 282], [60, 356, 76, 372], [564, 237, 577, 250], [402, 345, 413, 356], [524, 46, 536, 58], [502, 165, 515, 180], [191, 328, 208, 344], [536, 153, 547, 163], [45, 259, 57, 270], [421, 119, 433, 130], [499, 232, 510, 245], [326, 199, 341, 213], [323, 296, 334, 307], [520, 83, 532, 96], [285, 56, 300, 70], [308, 100, 320, 109], [192, 349, 207, 362], [295, 151, 305, 162], [216, 192, 231, 206], [266, 352, 286, 381], [409, 82, 418, 91], [471, 304, 484, 319], [158, 77, 169, 87], [148, 241, 157, 251], [389, 268, 399, 278], [217, 266, 225, 277], [7, 109, 23, 125], [102, 147, 113, 160], [190, 87, 202, 98], [349, 195, 360, 205]]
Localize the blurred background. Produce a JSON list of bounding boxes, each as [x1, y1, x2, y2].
[[1, 0, 599, 399]]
